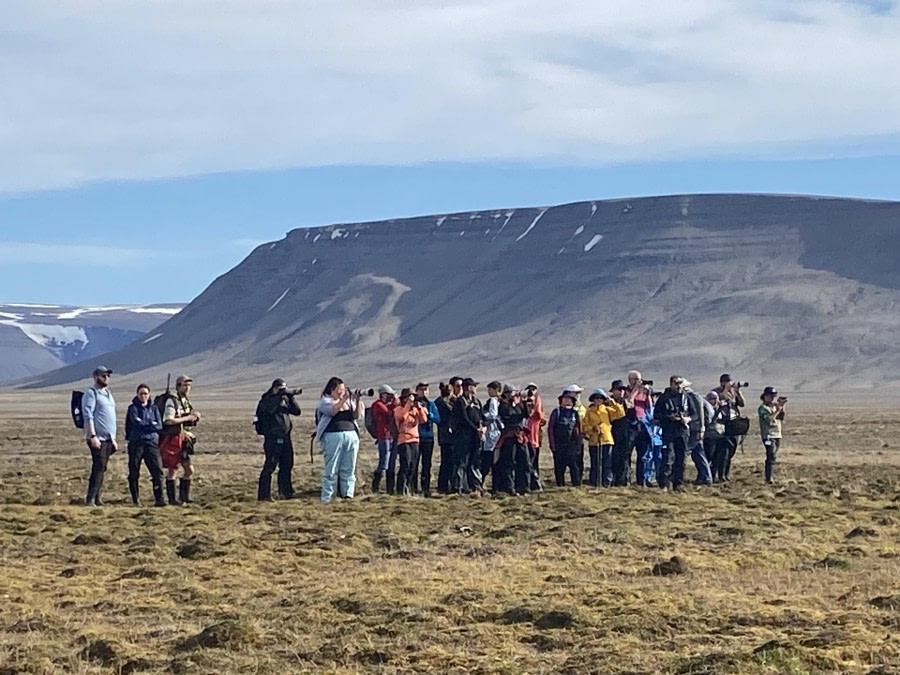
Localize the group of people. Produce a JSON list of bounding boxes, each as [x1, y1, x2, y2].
[[78, 366, 787, 507]]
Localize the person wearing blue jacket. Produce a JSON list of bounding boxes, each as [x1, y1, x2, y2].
[[125, 384, 166, 507], [411, 382, 441, 497]]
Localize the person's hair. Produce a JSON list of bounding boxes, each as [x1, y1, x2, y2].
[[628, 370, 641, 380], [439, 382, 451, 396], [322, 377, 344, 397], [136, 383, 150, 394], [450, 377, 463, 386]]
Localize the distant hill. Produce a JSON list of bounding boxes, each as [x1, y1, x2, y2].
[[0, 304, 183, 383], [21, 194, 900, 393]]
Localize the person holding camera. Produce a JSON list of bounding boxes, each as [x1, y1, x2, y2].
[[393, 388, 430, 496], [370, 384, 397, 494], [161, 375, 201, 505], [713, 374, 747, 480], [523, 383, 544, 489], [758, 386, 787, 484], [494, 384, 533, 496], [584, 388, 624, 487], [481, 381, 504, 488], [626, 371, 653, 483], [609, 380, 637, 486], [435, 382, 456, 494], [548, 390, 584, 487], [255, 378, 302, 502], [315, 377, 364, 503], [652, 375, 698, 491], [412, 382, 440, 497]]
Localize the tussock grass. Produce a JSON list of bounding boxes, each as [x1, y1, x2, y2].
[[1, 404, 899, 673]]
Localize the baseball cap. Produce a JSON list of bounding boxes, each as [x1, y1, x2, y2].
[[175, 375, 193, 387], [762, 386, 778, 397], [462, 377, 479, 387], [272, 378, 287, 389], [525, 382, 539, 390], [415, 382, 429, 390], [502, 383, 517, 394], [610, 379, 628, 390], [92, 365, 113, 376], [377, 384, 395, 395]]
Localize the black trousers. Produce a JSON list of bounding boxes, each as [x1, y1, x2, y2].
[[258, 435, 295, 500], [438, 442, 455, 493], [86, 440, 115, 504], [612, 428, 635, 486], [552, 441, 582, 487], [454, 432, 483, 493], [415, 438, 435, 494], [529, 444, 542, 491], [480, 450, 494, 489], [127, 440, 163, 484], [396, 442, 419, 495], [494, 438, 516, 495], [659, 436, 688, 489]]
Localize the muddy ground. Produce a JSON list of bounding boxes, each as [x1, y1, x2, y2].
[[1, 396, 899, 674]]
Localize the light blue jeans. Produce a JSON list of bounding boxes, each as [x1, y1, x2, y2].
[[320, 431, 359, 503]]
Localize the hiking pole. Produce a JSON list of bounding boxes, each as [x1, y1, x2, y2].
[[309, 433, 315, 464]]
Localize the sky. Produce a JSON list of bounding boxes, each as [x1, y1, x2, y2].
[[1, 0, 899, 305]]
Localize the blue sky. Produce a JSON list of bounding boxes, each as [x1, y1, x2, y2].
[[1, 1, 899, 305]]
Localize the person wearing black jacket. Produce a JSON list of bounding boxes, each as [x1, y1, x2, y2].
[[609, 380, 636, 486], [494, 384, 532, 495], [435, 382, 456, 494], [125, 384, 166, 507], [256, 378, 302, 501], [652, 375, 698, 491], [451, 377, 486, 494]]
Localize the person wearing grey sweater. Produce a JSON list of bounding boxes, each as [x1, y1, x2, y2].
[[82, 365, 118, 506]]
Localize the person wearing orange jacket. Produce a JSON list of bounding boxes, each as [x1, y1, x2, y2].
[[393, 388, 429, 496], [583, 388, 626, 487], [524, 383, 544, 490]]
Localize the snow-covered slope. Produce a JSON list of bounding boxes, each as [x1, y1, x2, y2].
[[0, 304, 183, 383]]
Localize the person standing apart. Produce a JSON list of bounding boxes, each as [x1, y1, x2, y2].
[[758, 386, 787, 484], [125, 383, 165, 507], [255, 378, 302, 501], [82, 366, 117, 506], [315, 377, 364, 503]]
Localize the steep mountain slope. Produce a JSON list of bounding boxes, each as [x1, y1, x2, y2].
[[23, 194, 900, 392], [0, 305, 183, 382]]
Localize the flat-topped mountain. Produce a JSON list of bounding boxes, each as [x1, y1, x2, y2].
[[23, 194, 900, 393]]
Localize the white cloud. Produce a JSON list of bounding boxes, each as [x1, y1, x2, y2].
[[1, 0, 899, 193], [0, 242, 149, 266]]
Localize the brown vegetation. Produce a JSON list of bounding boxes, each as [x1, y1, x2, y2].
[[1, 398, 899, 673]]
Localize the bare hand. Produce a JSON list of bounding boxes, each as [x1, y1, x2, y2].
[[88, 436, 101, 450], [111, 439, 119, 453]]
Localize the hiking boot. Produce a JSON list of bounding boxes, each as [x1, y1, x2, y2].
[[179, 479, 192, 504], [128, 478, 140, 506], [152, 482, 166, 506], [371, 471, 383, 493]]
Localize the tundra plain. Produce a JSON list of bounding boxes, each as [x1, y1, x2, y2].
[[1, 395, 899, 674]]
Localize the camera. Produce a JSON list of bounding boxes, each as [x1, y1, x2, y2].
[[777, 396, 788, 403], [353, 388, 376, 397], [734, 381, 749, 388], [641, 379, 654, 387]]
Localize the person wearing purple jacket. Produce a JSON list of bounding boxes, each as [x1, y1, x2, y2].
[[125, 384, 166, 507]]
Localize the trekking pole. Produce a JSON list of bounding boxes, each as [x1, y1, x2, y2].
[[309, 434, 315, 464]]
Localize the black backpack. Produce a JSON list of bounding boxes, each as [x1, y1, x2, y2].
[[71, 390, 87, 429], [254, 394, 285, 437]]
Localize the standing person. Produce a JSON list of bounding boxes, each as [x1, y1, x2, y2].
[[255, 378, 302, 502], [653, 375, 697, 491], [393, 388, 429, 496], [315, 377, 364, 503], [160, 375, 201, 505], [481, 381, 503, 490], [704, 391, 730, 483], [758, 387, 787, 484], [125, 384, 165, 507], [370, 385, 397, 494], [524, 383, 544, 490], [449, 376, 464, 401], [639, 391, 664, 486], [435, 382, 456, 494], [493, 385, 532, 496], [548, 391, 584, 487], [82, 366, 117, 507], [609, 380, 636, 486], [451, 378, 486, 494], [713, 374, 747, 480], [412, 382, 440, 497], [686, 386, 714, 486], [626, 371, 653, 483], [562, 384, 587, 478], [584, 388, 624, 488]]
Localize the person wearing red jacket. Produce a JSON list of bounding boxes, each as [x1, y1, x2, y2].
[[370, 385, 397, 494], [393, 388, 429, 496], [524, 383, 544, 490]]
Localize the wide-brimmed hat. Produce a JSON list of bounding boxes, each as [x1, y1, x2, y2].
[[589, 388, 608, 401]]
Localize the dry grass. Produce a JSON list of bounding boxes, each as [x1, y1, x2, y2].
[[1, 399, 900, 674]]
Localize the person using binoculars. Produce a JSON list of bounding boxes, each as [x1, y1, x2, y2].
[[255, 378, 302, 501], [370, 384, 398, 493], [393, 388, 430, 496], [583, 388, 625, 487], [712, 374, 748, 481], [758, 386, 787, 485]]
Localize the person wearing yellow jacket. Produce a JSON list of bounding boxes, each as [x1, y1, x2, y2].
[[584, 388, 625, 487]]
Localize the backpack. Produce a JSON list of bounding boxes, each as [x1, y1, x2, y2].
[[363, 407, 378, 439], [553, 407, 579, 443], [725, 416, 751, 437], [71, 390, 86, 429], [254, 394, 283, 437], [154, 391, 178, 435], [388, 410, 400, 442]]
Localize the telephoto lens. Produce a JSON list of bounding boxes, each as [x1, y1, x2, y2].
[[290, 388, 303, 396]]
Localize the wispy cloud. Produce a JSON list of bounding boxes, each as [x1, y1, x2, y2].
[[0, 242, 150, 266], [1, 0, 899, 193]]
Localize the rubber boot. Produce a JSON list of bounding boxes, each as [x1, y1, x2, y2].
[[166, 479, 181, 506], [179, 478, 192, 504], [385, 472, 395, 495], [371, 471, 383, 493], [128, 478, 140, 505], [152, 481, 166, 507]]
